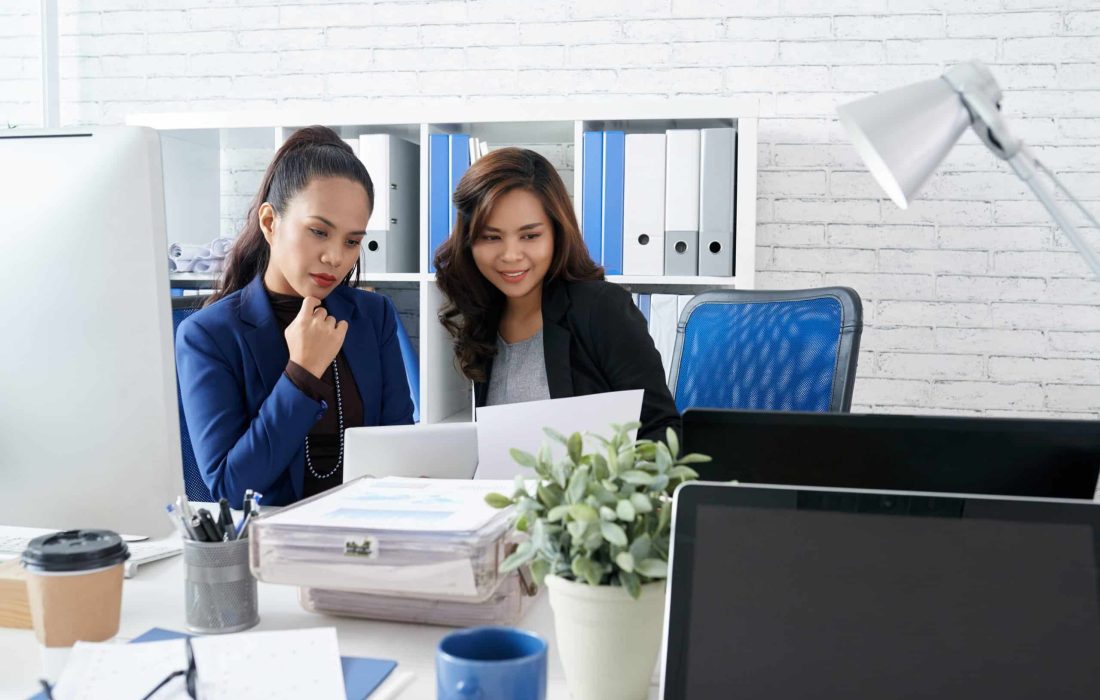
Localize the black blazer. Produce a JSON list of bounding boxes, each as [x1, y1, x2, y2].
[[474, 279, 682, 443]]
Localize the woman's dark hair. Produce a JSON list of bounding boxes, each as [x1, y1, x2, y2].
[[205, 125, 374, 306], [434, 147, 603, 382]]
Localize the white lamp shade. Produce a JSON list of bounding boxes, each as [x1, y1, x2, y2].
[[837, 77, 972, 209]]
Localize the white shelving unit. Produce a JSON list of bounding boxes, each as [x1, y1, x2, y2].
[[129, 101, 757, 424]]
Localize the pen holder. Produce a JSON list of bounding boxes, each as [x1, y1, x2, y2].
[[183, 538, 259, 634]]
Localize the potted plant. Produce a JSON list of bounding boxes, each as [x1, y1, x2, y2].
[[486, 423, 710, 700]]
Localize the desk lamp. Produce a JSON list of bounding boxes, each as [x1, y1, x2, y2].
[[836, 60, 1100, 281]]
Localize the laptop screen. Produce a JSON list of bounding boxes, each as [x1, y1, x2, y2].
[[662, 484, 1100, 699], [682, 409, 1100, 499]]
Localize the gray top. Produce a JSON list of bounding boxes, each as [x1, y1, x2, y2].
[[485, 327, 551, 406]]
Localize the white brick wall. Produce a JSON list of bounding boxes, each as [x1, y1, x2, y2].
[[4, 1, 1099, 418]]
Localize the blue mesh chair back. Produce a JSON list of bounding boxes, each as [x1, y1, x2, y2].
[[669, 288, 862, 414], [171, 296, 214, 502]]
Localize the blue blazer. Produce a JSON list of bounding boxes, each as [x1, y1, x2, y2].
[[175, 276, 414, 506]]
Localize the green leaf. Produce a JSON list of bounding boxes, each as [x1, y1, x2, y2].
[[529, 558, 550, 586], [606, 448, 620, 476], [655, 442, 673, 473], [651, 474, 669, 493], [657, 502, 672, 534], [676, 453, 713, 464], [569, 503, 599, 523], [630, 533, 652, 562], [509, 448, 537, 469], [599, 520, 628, 547], [614, 551, 635, 574], [546, 504, 571, 522], [542, 427, 569, 445], [515, 514, 529, 532], [550, 460, 568, 489], [630, 492, 654, 514], [572, 555, 602, 586], [484, 492, 512, 509], [586, 433, 610, 449], [618, 421, 642, 433], [590, 454, 609, 480], [567, 432, 583, 465], [666, 427, 680, 460], [616, 498, 636, 522], [668, 465, 700, 481], [636, 558, 668, 579], [620, 470, 655, 486], [619, 570, 642, 599], [599, 506, 617, 521], [566, 519, 588, 542], [536, 482, 562, 508], [566, 466, 589, 504], [500, 541, 535, 572], [537, 442, 553, 469]]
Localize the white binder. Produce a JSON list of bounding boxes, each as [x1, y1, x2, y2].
[[358, 134, 419, 273], [698, 127, 736, 277], [622, 133, 666, 276], [664, 129, 701, 276]]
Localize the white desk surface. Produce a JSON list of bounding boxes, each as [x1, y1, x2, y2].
[[0, 554, 661, 699]]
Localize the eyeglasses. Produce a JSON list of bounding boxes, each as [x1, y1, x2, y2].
[[38, 636, 198, 700]]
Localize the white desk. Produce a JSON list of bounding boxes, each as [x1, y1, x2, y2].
[[0, 555, 661, 699]]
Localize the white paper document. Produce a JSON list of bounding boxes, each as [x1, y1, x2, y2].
[[474, 390, 644, 479], [51, 627, 345, 700], [264, 477, 513, 533]]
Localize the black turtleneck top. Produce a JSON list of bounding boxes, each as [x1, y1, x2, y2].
[[266, 288, 364, 498]]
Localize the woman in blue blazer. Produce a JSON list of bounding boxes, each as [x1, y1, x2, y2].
[[176, 126, 413, 506]]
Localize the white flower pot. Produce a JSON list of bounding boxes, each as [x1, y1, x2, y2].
[[544, 574, 666, 700]]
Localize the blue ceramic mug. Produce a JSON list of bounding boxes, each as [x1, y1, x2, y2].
[[436, 626, 548, 700]]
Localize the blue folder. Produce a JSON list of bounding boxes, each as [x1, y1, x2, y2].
[[427, 133, 450, 273], [581, 131, 604, 264], [602, 130, 626, 275], [28, 628, 398, 700], [449, 134, 471, 230]]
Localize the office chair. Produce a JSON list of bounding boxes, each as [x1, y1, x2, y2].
[[668, 287, 863, 413], [171, 295, 214, 502]]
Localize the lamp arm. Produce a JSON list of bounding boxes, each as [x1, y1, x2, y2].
[[1008, 145, 1100, 281]]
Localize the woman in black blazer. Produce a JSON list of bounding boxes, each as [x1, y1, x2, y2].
[[433, 147, 680, 442]]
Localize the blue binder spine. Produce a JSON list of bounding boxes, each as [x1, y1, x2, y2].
[[449, 134, 471, 231], [581, 131, 604, 264], [602, 130, 626, 276], [428, 134, 450, 273], [638, 293, 652, 323]]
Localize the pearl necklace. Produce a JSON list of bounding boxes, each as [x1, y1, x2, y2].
[[304, 359, 343, 480]]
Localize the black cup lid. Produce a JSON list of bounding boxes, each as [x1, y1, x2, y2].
[[21, 529, 130, 573]]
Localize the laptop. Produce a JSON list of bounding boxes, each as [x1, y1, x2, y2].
[[343, 424, 479, 481], [660, 482, 1100, 699], [683, 409, 1100, 499]]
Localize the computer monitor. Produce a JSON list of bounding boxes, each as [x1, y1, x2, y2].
[[0, 127, 181, 536], [682, 408, 1100, 499], [661, 482, 1100, 699]]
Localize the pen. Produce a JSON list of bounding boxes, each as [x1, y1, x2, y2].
[[189, 515, 209, 542], [196, 509, 222, 542], [217, 498, 236, 540], [242, 489, 255, 518], [176, 494, 196, 521], [164, 504, 189, 539]]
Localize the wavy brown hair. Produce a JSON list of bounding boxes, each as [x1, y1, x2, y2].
[[205, 125, 373, 306], [434, 147, 603, 382]]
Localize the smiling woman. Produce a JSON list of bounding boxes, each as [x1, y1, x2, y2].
[[434, 147, 681, 442], [174, 126, 414, 506]]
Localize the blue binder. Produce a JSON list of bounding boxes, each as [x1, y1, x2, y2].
[[427, 133, 449, 273], [602, 130, 626, 275], [581, 131, 604, 264], [449, 134, 471, 230], [637, 293, 652, 323]]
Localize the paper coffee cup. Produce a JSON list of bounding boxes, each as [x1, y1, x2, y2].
[[21, 530, 129, 648]]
